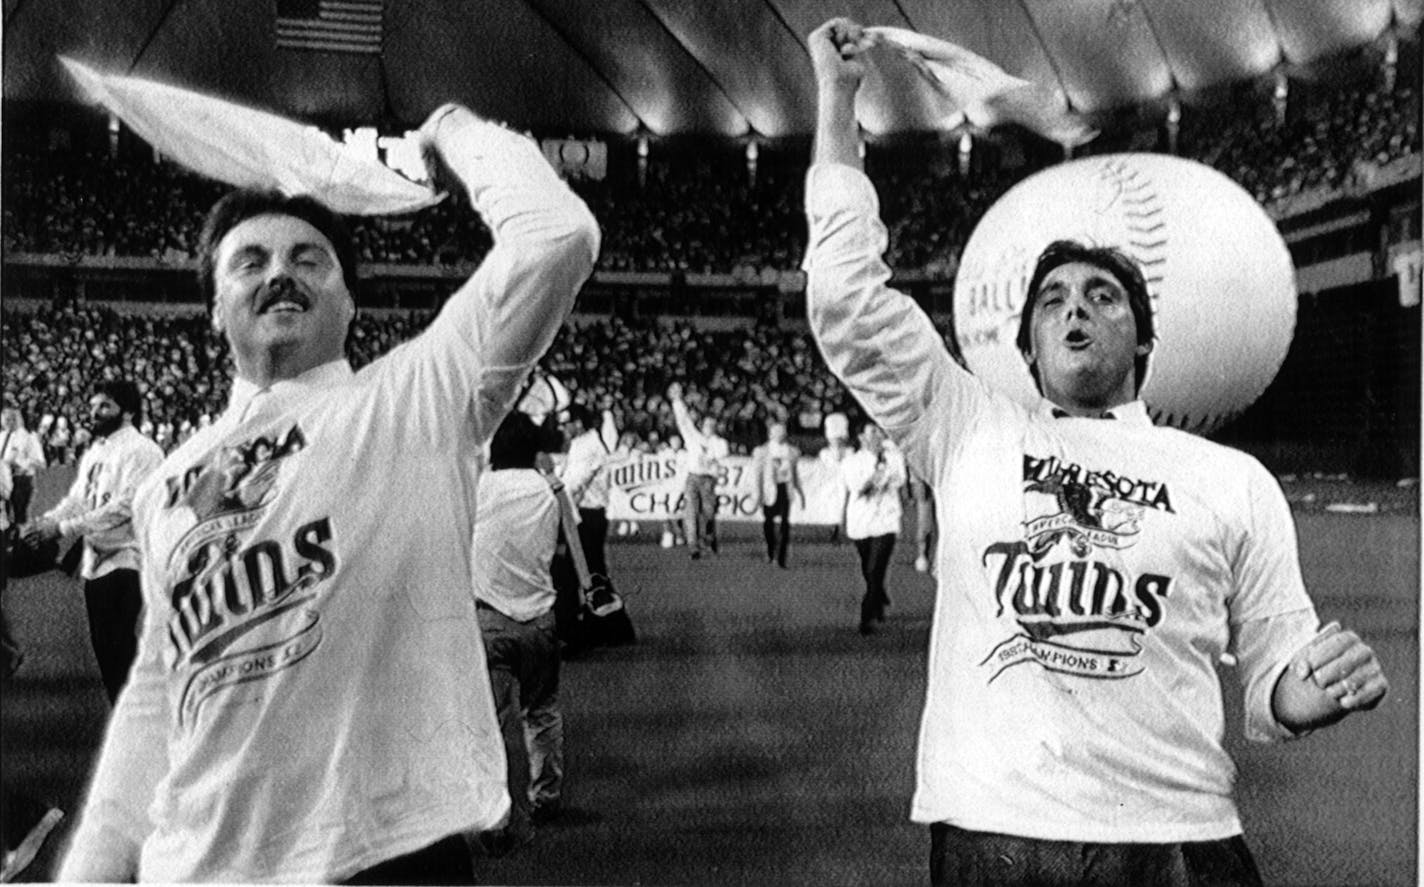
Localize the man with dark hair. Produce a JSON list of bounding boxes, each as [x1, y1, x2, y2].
[[58, 104, 599, 883], [838, 422, 905, 633], [471, 410, 566, 853], [751, 418, 805, 568], [666, 383, 729, 560], [22, 380, 163, 704], [805, 18, 1386, 887]]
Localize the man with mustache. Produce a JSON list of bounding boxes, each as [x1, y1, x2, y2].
[[58, 104, 599, 883]]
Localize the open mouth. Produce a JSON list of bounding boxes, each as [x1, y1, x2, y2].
[[258, 286, 311, 315], [1064, 328, 1092, 350]]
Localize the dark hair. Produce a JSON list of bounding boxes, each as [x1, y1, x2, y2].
[[489, 411, 545, 470], [94, 380, 143, 422], [1015, 240, 1155, 394], [197, 190, 359, 310]]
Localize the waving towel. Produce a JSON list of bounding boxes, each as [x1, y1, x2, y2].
[[866, 27, 1097, 146], [60, 56, 443, 216]]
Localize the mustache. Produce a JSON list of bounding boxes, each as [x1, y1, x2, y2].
[[256, 276, 312, 312]]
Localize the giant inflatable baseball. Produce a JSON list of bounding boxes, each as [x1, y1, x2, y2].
[[952, 154, 1297, 434]]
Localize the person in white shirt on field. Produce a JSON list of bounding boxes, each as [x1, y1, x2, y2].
[[667, 383, 729, 560], [804, 18, 1386, 886], [817, 411, 852, 543], [58, 103, 599, 884], [560, 404, 615, 578], [751, 418, 805, 568], [22, 381, 163, 704], [0, 408, 47, 525], [656, 433, 688, 548], [471, 410, 567, 853], [838, 422, 906, 633]]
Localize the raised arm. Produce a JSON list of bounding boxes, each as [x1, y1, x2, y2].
[[411, 104, 600, 440], [666, 382, 699, 445], [802, 19, 987, 473]]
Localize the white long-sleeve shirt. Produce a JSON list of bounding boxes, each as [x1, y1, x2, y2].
[[42, 424, 164, 579], [561, 427, 612, 510], [471, 469, 559, 622], [0, 425, 46, 476], [804, 162, 1318, 844], [839, 446, 906, 539], [60, 111, 598, 883], [670, 398, 729, 478]]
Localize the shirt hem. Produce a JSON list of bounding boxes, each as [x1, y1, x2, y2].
[[910, 807, 1244, 844]]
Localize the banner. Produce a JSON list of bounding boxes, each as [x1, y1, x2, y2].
[[603, 453, 848, 525]]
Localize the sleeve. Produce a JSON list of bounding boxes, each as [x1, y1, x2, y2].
[[802, 163, 991, 480], [56, 441, 163, 540], [840, 454, 871, 496], [560, 436, 598, 502], [41, 452, 90, 526], [670, 397, 699, 446], [58, 487, 172, 881], [376, 108, 600, 449], [599, 410, 619, 452], [1225, 457, 1320, 742], [21, 432, 47, 473]]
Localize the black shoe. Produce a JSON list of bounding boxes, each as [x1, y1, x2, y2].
[[690, 550, 702, 560], [858, 620, 876, 636]]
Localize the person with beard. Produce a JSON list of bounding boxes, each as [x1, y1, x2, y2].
[[21, 381, 163, 704]]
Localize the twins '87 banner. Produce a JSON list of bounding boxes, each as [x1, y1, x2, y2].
[[602, 453, 848, 525]]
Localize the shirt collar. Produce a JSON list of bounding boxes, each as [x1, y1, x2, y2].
[[1038, 400, 1151, 426], [227, 360, 354, 414]]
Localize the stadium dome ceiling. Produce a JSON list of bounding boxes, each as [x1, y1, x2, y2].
[[3, 0, 1420, 139]]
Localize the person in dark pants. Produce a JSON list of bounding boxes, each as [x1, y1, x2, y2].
[[21, 381, 163, 704], [560, 404, 613, 578], [752, 419, 804, 568], [837, 422, 906, 634]]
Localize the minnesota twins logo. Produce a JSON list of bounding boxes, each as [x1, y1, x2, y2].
[[979, 454, 1176, 683], [159, 424, 338, 727]]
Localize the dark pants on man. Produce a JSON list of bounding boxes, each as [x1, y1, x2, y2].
[[761, 483, 791, 567], [83, 569, 143, 704], [9, 475, 33, 526], [929, 824, 1264, 887], [342, 833, 475, 884], [577, 507, 609, 578], [853, 534, 895, 629]]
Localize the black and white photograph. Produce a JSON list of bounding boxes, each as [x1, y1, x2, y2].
[[0, 1, 1418, 884]]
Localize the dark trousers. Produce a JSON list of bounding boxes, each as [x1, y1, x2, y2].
[[577, 507, 609, 578], [761, 483, 791, 567], [9, 476, 33, 526], [854, 534, 895, 626], [343, 833, 475, 884], [83, 569, 143, 705], [929, 824, 1264, 887]]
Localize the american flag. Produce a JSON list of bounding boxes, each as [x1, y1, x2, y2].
[[275, 0, 383, 54]]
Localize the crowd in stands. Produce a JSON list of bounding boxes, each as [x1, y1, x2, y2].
[[1180, 73, 1420, 206], [4, 45, 1417, 276], [0, 300, 862, 462]]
